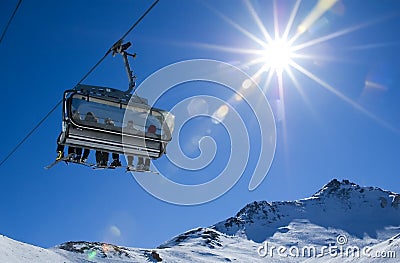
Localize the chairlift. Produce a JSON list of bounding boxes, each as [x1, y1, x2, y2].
[[56, 41, 174, 165]]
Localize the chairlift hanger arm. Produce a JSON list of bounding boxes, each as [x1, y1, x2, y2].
[[121, 49, 137, 92], [111, 41, 137, 94]]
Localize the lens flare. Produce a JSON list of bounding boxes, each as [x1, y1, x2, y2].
[[212, 105, 229, 124], [109, 225, 121, 237], [88, 250, 96, 259]]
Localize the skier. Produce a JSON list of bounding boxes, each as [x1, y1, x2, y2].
[[102, 118, 122, 167], [55, 110, 83, 162], [125, 120, 140, 170], [136, 124, 157, 171], [81, 112, 98, 163]]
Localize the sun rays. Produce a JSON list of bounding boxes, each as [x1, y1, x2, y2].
[[199, 0, 398, 133]]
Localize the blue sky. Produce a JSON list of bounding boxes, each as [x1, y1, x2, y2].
[[1, 0, 400, 249]]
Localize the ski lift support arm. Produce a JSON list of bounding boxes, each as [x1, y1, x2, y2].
[[111, 40, 137, 94]]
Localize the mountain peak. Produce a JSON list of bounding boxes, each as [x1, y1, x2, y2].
[[213, 179, 400, 243], [312, 179, 363, 197], [325, 178, 357, 188], [311, 179, 399, 205]]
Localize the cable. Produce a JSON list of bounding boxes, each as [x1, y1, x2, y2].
[[120, 0, 160, 43], [0, 0, 161, 167], [0, 100, 62, 167], [77, 0, 160, 86], [0, 0, 22, 46]]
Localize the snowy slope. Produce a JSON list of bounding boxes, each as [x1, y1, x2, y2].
[[308, 234, 400, 263], [1, 179, 399, 262], [51, 228, 294, 263], [0, 234, 72, 263]]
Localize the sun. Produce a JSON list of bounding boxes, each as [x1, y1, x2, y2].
[[261, 37, 294, 74], [200, 0, 395, 131]]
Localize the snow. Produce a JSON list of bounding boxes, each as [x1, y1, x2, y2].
[[1, 179, 399, 262], [214, 179, 400, 244], [0, 234, 72, 263]]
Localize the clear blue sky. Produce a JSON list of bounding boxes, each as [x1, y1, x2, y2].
[[1, 0, 400, 249]]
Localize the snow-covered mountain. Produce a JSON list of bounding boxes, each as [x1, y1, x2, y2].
[[214, 179, 400, 246], [1, 179, 399, 262]]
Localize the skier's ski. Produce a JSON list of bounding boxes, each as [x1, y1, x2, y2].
[[44, 153, 74, 170], [92, 165, 109, 170], [72, 160, 95, 168], [45, 154, 96, 169], [46, 156, 157, 173], [92, 164, 123, 170], [125, 166, 159, 174]]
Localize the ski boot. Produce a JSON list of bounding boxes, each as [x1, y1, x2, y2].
[[110, 159, 122, 168], [56, 151, 64, 161]]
